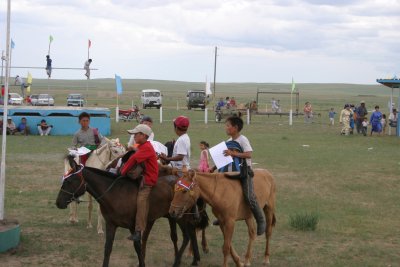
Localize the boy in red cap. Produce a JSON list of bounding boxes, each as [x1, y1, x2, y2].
[[159, 116, 191, 171], [121, 124, 159, 242]]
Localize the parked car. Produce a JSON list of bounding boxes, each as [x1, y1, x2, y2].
[[37, 94, 55, 106], [67, 94, 85, 106], [186, 90, 206, 110], [8, 93, 23, 105], [29, 94, 39, 106], [141, 89, 162, 109]]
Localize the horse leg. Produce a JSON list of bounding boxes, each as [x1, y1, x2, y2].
[[173, 221, 191, 267], [69, 201, 78, 223], [133, 238, 145, 267], [141, 220, 156, 262], [87, 194, 93, 229], [244, 218, 256, 267], [97, 203, 105, 234], [263, 206, 276, 266], [221, 220, 242, 267], [188, 224, 201, 266], [167, 217, 179, 257], [188, 238, 194, 257], [102, 222, 117, 267], [201, 228, 209, 254]]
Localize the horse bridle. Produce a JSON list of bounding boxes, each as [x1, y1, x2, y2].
[[171, 173, 200, 215], [60, 164, 86, 204], [93, 142, 123, 168]]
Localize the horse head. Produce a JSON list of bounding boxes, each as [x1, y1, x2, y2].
[[169, 169, 200, 219], [86, 138, 126, 170], [56, 155, 86, 209], [108, 138, 126, 159]]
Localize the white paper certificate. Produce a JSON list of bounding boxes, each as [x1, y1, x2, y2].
[[68, 146, 92, 156], [209, 141, 233, 169]]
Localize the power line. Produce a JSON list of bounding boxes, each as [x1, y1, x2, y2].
[[10, 66, 98, 70]]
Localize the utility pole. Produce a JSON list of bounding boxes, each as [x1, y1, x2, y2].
[[1, 51, 5, 85], [213, 46, 218, 99]]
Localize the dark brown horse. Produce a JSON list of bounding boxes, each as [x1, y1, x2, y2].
[[56, 155, 207, 267]]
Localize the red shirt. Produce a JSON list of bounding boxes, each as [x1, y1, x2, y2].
[[121, 141, 159, 186]]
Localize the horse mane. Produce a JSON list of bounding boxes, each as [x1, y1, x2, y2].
[[85, 166, 121, 180]]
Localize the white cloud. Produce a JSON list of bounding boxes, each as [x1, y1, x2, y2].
[[0, 0, 399, 83]]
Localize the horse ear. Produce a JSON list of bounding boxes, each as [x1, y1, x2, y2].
[[188, 169, 195, 179], [68, 155, 78, 171]]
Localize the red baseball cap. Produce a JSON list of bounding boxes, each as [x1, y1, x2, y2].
[[174, 116, 190, 130]]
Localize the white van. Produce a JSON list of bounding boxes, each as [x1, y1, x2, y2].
[[141, 89, 162, 109]]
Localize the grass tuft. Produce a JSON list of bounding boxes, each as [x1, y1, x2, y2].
[[289, 212, 319, 231]]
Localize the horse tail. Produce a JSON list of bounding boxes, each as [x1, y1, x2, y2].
[[272, 213, 276, 227], [195, 198, 209, 230]]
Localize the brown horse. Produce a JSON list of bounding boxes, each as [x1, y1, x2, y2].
[[56, 155, 207, 267], [169, 169, 276, 267]]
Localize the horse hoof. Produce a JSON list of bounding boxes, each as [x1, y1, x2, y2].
[[87, 224, 93, 229], [203, 248, 209, 254], [69, 219, 78, 224], [98, 231, 104, 235]]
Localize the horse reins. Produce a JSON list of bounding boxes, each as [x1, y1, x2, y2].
[[89, 176, 126, 202], [171, 172, 207, 216], [60, 164, 86, 204]]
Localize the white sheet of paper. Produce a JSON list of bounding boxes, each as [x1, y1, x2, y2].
[[68, 146, 92, 156], [209, 141, 233, 169], [150, 140, 168, 155]]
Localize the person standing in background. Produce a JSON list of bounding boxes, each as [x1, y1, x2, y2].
[[46, 55, 52, 78], [355, 101, 368, 134], [328, 108, 336, 126], [84, 59, 92, 79], [370, 105, 383, 136]]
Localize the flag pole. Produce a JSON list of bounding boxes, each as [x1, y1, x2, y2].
[[289, 77, 294, 126], [48, 38, 51, 56], [1, 0, 12, 220], [116, 89, 119, 122]]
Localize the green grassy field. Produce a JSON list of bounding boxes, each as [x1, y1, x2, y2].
[[1, 79, 399, 267]]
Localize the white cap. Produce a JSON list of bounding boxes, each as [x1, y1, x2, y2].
[[127, 124, 152, 137]]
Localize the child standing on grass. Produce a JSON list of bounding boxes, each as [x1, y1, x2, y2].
[[362, 117, 368, 136], [197, 141, 210, 172], [381, 114, 387, 135], [329, 108, 336, 125]]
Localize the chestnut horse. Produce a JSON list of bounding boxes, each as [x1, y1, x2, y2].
[[57, 155, 207, 267], [169, 169, 276, 267]]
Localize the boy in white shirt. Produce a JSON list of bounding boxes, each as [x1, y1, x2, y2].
[[361, 117, 368, 136], [219, 116, 266, 235], [159, 116, 191, 171]]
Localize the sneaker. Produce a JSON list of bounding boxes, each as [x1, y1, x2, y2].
[[212, 219, 220, 226]]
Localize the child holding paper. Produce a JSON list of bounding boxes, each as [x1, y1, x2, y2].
[[213, 116, 266, 235]]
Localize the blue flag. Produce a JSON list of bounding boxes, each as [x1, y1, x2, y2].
[[11, 39, 15, 49], [115, 74, 123, 95]]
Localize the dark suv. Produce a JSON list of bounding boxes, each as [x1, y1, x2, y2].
[[186, 90, 206, 110], [67, 94, 85, 106]]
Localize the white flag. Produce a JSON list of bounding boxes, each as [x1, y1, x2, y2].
[[205, 76, 212, 95]]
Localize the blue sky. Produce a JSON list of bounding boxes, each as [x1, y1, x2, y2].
[[1, 0, 399, 84]]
